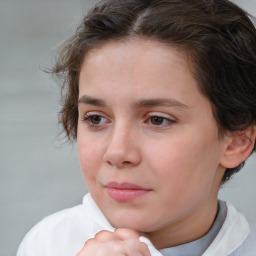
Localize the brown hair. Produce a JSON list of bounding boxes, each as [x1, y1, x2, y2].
[[51, 0, 256, 184]]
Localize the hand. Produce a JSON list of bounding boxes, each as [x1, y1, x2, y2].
[[76, 228, 151, 256]]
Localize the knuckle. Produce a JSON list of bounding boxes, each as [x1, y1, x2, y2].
[[95, 230, 116, 242], [114, 228, 140, 240], [83, 238, 95, 246], [95, 230, 110, 238]]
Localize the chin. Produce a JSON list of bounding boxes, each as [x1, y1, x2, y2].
[[106, 212, 159, 232]]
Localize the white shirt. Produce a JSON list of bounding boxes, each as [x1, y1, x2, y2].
[[17, 193, 252, 256]]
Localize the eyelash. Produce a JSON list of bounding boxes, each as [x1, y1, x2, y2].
[[81, 113, 176, 128], [82, 113, 108, 127], [146, 114, 176, 127]]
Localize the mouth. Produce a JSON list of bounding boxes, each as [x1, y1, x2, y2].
[[104, 182, 152, 202]]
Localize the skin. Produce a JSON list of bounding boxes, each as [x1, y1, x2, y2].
[[76, 39, 255, 254], [76, 229, 150, 256]]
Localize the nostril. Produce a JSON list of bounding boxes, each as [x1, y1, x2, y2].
[[122, 161, 132, 165], [106, 160, 131, 166], [106, 160, 112, 165]]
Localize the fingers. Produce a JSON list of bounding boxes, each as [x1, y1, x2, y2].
[[114, 228, 140, 240], [114, 228, 150, 255], [76, 229, 151, 256], [124, 238, 151, 256], [95, 230, 120, 242]]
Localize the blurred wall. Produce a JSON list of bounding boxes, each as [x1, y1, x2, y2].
[[0, 1, 255, 255]]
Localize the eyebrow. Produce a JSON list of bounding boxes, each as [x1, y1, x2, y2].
[[78, 95, 188, 110], [78, 95, 106, 107], [132, 98, 188, 109]]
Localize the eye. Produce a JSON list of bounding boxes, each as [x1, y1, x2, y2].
[[89, 115, 105, 124], [147, 113, 175, 127], [82, 113, 108, 126], [149, 116, 165, 125]]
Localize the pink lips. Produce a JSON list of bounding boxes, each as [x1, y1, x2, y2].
[[105, 182, 151, 202]]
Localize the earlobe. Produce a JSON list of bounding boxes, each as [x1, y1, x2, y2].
[[220, 126, 256, 168]]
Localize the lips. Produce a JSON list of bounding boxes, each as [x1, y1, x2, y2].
[[105, 182, 152, 202]]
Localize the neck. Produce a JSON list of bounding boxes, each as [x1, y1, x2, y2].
[[143, 198, 219, 249], [142, 166, 225, 249]]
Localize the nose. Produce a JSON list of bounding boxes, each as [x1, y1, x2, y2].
[[103, 125, 141, 168]]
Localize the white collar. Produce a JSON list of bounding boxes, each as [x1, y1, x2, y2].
[[83, 194, 249, 256], [202, 202, 249, 256]]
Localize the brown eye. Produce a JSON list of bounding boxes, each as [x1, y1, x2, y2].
[[150, 116, 164, 125], [89, 115, 103, 124], [83, 114, 107, 125]]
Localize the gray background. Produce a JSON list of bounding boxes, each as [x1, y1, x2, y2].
[[0, 0, 255, 255]]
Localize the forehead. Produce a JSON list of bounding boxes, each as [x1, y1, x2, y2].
[[79, 39, 197, 95], [80, 39, 204, 108], [82, 38, 189, 71]]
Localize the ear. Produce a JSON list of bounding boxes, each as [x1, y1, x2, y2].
[[220, 126, 256, 168]]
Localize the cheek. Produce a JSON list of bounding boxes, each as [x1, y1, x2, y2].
[[77, 136, 104, 179], [147, 135, 219, 193], [147, 138, 198, 175], [146, 145, 216, 219]]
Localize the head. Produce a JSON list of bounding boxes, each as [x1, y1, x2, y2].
[[51, 0, 256, 246], [53, 0, 256, 185]]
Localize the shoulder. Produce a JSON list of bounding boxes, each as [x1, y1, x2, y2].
[[203, 201, 251, 256], [17, 194, 93, 256], [230, 217, 256, 256]]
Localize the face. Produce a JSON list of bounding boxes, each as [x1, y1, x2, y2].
[[77, 39, 226, 233]]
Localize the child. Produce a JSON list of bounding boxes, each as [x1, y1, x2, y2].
[[17, 0, 256, 255]]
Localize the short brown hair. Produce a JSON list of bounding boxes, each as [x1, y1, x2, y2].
[[51, 0, 256, 184]]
